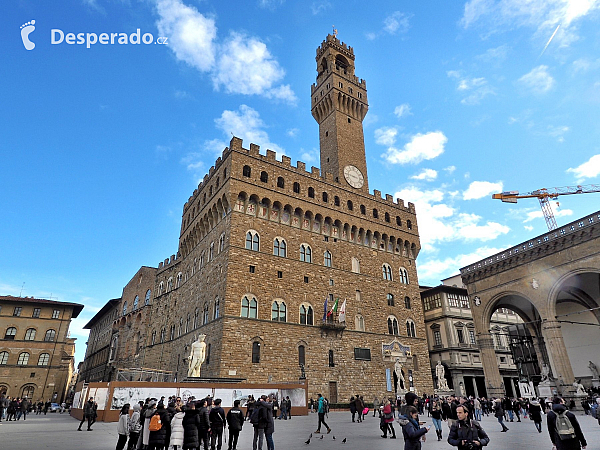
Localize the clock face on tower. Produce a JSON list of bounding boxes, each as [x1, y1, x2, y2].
[[344, 165, 364, 189]]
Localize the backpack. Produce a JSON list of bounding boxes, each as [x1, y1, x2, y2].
[[249, 406, 261, 425], [149, 414, 162, 432], [555, 411, 576, 440]]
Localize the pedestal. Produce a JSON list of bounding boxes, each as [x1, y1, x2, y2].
[[182, 376, 246, 383], [434, 389, 455, 398]]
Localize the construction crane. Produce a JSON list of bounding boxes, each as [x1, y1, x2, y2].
[[492, 184, 600, 231]]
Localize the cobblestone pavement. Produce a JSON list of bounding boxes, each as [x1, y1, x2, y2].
[[1, 411, 599, 450]]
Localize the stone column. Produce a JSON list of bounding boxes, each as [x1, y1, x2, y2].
[[541, 320, 575, 386], [478, 333, 505, 398]]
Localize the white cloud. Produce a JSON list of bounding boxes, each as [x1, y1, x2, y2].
[[286, 128, 299, 137], [523, 207, 573, 223], [458, 77, 486, 91], [448, 71, 495, 105], [374, 127, 398, 146], [365, 32, 377, 41], [300, 148, 319, 164], [311, 1, 331, 15], [418, 246, 507, 282], [518, 65, 555, 94], [155, 0, 295, 103], [382, 131, 447, 165], [547, 125, 570, 143], [258, 0, 284, 9], [476, 44, 509, 64], [394, 186, 509, 252], [566, 154, 600, 181], [394, 103, 412, 118], [463, 181, 503, 200], [524, 225, 534, 231], [461, 0, 600, 48], [384, 11, 410, 35], [411, 169, 438, 181], [215, 105, 285, 157], [444, 165, 456, 174]]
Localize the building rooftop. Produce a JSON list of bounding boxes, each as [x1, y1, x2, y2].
[[83, 298, 121, 329], [0, 295, 85, 318]]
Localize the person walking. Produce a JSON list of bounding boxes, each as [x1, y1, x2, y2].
[[182, 401, 200, 450], [198, 399, 211, 450], [285, 396, 292, 420], [226, 399, 244, 450], [512, 398, 522, 422], [209, 398, 226, 450], [372, 395, 379, 418], [116, 404, 130, 450], [349, 396, 357, 422], [448, 404, 490, 450], [546, 397, 587, 450], [381, 399, 396, 438], [251, 395, 268, 450], [528, 399, 543, 433], [78, 397, 95, 431], [148, 403, 171, 450], [314, 394, 331, 434], [0, 394, 7, 422], [494, 399, 509, 432], [245, 396, 255, 420], [473, 398, 482, 422], [170, 407, 185, 450], [398, 405, 430, 450], [19, 397, 29, 421], [264, 396, 275, 450], [354, 395, 363, 423], [431, 400, 445, 441], [127, 404, 142, 450]]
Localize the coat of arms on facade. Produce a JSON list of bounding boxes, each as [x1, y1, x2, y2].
[[382, 339, 411, 362]]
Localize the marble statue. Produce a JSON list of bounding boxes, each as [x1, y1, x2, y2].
[[187, 334, 207, 378], [394, 358, 405, 390], [589, 361, 599, 379], [436, 361, 450, 391], [540, 363, 551, 382], [573, 380, 586, 396]]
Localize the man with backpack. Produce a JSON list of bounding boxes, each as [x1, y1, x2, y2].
[[226, 399, 244, 450], [448, 404, 490, 450], [315, 394, 331, 434], [251, 395, 269, 450], [546, 397, 587, 450]]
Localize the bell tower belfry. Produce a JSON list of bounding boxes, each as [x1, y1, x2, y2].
[[311, 34, 369, 193]]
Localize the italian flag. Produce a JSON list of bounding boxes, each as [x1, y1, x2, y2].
[[327, 297, 339, 317]]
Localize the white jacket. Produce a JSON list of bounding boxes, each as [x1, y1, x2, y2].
[[117, 414, 129, 435], [170, 411, 185, 447]]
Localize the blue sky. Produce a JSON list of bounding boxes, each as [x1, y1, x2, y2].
[[2, 0, 600, 366]]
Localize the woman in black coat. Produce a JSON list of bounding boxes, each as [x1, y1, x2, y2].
[[148, 404, 171, 450], [182, 404, 200, 450], [399, 406, 430, 450], [528, 399, 543, 433]]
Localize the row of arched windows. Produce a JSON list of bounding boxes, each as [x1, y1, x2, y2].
[[387, 317, 417, 337], [241, 166, 413, 229], [0, 351, 50, 366], [3, 327, 56, 342], [122, 289, 152, 316], [241, 295, 315, 325], [182, 168, 228, 230]]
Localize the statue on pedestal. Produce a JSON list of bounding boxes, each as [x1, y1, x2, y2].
[[187, 334, 207, 378], [394, 358, 405, 391], [572, 380, 586, 396], [436, 361, 450, 391]]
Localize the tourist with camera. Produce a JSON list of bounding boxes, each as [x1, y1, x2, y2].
[[447, 404, 489, 450]]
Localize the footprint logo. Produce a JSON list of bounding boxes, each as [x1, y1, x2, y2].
[[20, 20, 36, 50]]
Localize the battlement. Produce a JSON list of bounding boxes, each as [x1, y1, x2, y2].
[[157, 253, 180, 273], [316, 34, 355, 60]]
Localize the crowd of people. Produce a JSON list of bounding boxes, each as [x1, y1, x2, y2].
[[0, 395, 65, 422], [109, 393, 278, 450]]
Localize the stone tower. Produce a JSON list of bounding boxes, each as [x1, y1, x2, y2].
[[311, 34, 369, 194]]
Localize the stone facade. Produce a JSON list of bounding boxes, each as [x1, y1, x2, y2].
[[91, 34, 433, 400], [0, 296, 83, 403]]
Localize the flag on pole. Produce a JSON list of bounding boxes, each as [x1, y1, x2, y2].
[[323, 296, 328, 322], [338, 299, 347, 323], [327, 297, 339, 317]]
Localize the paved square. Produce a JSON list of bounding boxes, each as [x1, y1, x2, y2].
[[1, 410, 599, 449]]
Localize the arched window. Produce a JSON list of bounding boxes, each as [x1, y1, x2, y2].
[[145, 289, 151, 305], [399, 268, 409, 284], [300, 305, 314, 325], [246, 231, 260, 251], [382, 264, 393, 281], [407, 220, 412, 230], [170, 325, 175, 340], [24, 328, 36, 341], [194, 308, 199, 328], [4, 327, 17, 340], [396, 216, 402, 226], [44, 329, 56, 342], [271, 301, 286, 322], [273, 238, 287, 257], [178, 318, 183, 337], [214, 297, 220, 319], [324, 251, 332, 267], [21, 385, 35, 399], [176, 272, 182, 288], [328, 349, 335, 367], [17, 352, 30, 365], [387, 293, 395, 306], [351, 257, 360, 273], [243, 165, 251, 177], [209, 243, 214, 261], [241, 296, 258, 319], [293, 182, 300, 194], [385, 212, 390, 222], [388, 317, 399, 335], [151, 330, 156, 346], [308, 187, 315, 198], [38, 353, 50, 366], [404, 296, 412, 309], [0, 351, 8, 365], [406, 320, 416, 337], [300, 244, 312, 263], [133, 295, 139, 310], [252, 342, 261, 363], [206, 343, 211, 364], [360, 205, 366, 214], [203, 304, 209, 325], [373, 208, 379, 218], [277, 177, 285, 188], [355, 314, 365, 331], [260, 171, 268, 183], [322, 192, 328, 202], [334, 196, 340, 206], [159, 281, 164, 295], [186, 314, 190, 334], [298, 345, 305, 366], [347, 200, 353, 210], [219, 233, 226, 252], [122, 301, 128, 316], [160, 328, 165, 343]]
